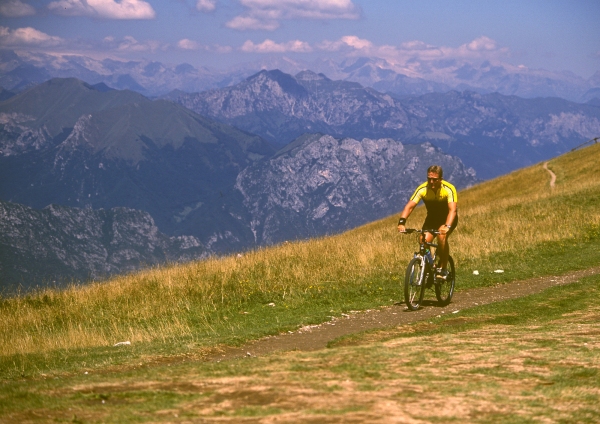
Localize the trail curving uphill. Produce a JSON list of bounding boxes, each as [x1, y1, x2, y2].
[[208, 266, 600, 361], [543, 161, 556, 188]]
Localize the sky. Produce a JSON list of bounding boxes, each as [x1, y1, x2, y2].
[[0, 0, 599, 79]]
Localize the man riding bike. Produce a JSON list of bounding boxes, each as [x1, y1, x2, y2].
[[397, 165, 458, 280]]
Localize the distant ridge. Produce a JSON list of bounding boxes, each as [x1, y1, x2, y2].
[[2, 49, 599, 102], [92, 82, 114, 92]]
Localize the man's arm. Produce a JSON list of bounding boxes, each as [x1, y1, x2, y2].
[[397, 200, 418, 232], [439, 202, 457, 234]]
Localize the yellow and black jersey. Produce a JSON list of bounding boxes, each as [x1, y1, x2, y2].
[[410, 180, 458, 222]]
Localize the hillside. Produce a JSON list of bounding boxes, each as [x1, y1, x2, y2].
[[237, 133, 477, 245]]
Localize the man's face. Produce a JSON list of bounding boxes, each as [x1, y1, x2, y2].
[[427, 172, 442, 190]]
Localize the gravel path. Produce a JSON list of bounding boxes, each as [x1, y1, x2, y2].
[[208, 266, 600, 361]]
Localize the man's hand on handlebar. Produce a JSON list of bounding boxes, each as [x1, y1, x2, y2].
[[397, 224, 406, 233], [438, 224, 450, 235]]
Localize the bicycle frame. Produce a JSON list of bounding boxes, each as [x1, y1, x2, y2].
[[401, 229, 455, 310], [408, 229, 440, 281]]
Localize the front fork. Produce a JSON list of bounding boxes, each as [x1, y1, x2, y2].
[[414, 253, 434, 288], [413, 254, 431, 287], [415, 253, 435, 288]]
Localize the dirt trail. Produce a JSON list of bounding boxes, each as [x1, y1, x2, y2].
[[543, 161, 556, 188], [208, 266, 600, 362]]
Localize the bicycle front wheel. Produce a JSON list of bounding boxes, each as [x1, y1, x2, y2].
[[435, 255, 455, 306], [404, 257, 426, 311]]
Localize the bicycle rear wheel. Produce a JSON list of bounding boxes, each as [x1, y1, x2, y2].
[[404, 257, 426, 311], [435, 255, 455, 306]]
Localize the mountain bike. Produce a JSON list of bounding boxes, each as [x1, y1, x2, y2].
[[401, 229, 455, 311]]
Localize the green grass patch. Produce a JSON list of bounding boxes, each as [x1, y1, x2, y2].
[[455, 224, 600, 290], [0, 275, 599, 422]]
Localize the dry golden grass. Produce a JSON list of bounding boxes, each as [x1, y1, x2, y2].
[[1, 143, 599, 359]]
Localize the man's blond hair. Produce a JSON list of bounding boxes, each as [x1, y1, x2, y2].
[[427, 165, 443, 178]]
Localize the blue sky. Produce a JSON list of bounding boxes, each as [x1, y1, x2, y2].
[[1, 0, 599, 78]]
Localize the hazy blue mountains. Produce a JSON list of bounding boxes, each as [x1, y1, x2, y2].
[[397, 91, 600, 178], [0, 49, 252, 96], [0, 78, 274, 252], [2, 50, 599, 103], [173, 69, 410, 146], [173, 69, 600, 179], [326, 57, 600, 103]]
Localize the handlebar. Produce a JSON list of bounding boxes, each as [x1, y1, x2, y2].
[[400, 229, 440, 235]]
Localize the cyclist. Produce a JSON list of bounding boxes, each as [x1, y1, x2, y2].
[[397, 165, 458, 280]]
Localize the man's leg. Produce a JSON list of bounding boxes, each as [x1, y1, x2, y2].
[[437, 234, 449, 270]]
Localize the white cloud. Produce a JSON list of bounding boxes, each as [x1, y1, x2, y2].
[[466, 36, 499, 52], [0, 26, 63, 47], [227, 0, 360, 31], [0, 0, 36, 17], [196, 0, 216, 12], [176, 39, 232, 53], [317, 35, 379, 54], [400, 40, 434, 51], [47, 0, 156, 20], [227, 16, 279, 31], [234, 34, 509, 68], [99, 34, 163, 52], [115, 35, 161, 52], [444, 36, 509, 60], [177, 38, 199, 50], [339, 35, 371, 50], [317, 35, 509, 69], [240, 38, 312, 53], [212, 44, 233, 54]]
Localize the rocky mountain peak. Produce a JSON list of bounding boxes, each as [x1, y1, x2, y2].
[[295, 70, 330, 82], [246, 69, 308, 96]]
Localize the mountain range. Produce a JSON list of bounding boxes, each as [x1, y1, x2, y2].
[[1, 49, 599, 103], [2, 67, 599, 289], [172, 69, 600, 179], [236, 133, 476, 245], [0, 77, 476, 249], [0, 77, 274, 253]]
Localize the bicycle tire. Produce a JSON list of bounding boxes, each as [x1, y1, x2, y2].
[[404, 257, 426, 311], [435, 255, 455, 306]]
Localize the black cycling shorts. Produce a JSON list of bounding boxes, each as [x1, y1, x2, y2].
[[423, 215, 458, 234]]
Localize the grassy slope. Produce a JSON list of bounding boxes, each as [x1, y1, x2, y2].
[[5, 276, 597, 423], [0, 143, 599, 421]]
